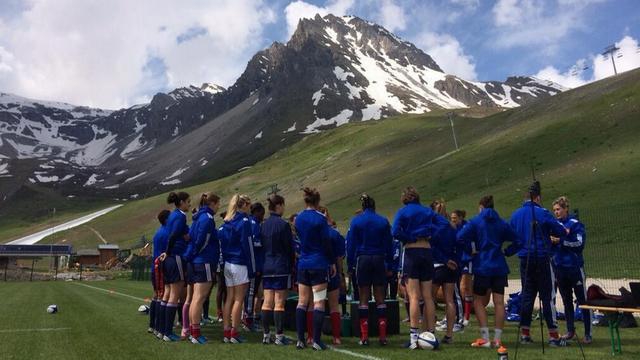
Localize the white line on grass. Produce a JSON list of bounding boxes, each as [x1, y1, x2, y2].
[[72, 282, 146, 302], [0, 327, 71, 333], [330, 346, 385, 360]]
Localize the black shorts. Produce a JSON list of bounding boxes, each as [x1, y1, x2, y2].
[[297, 269, 328, 286], [473, 274, 508, 296], [163, 255, 186, 284], [433, 266, 458, 285], [356, 254, 386, 287], [402, 248, 433, 282], [328, 272, 341, 291], [188, 262, 215, 284], [263, 275, 291, 290]]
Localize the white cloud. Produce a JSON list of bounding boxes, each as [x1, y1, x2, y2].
[[375, 0, 407, 32], [0, 0, 276, 109], [284, 0, 354, 37], [534, 35, 640, 88], [415, 32, 478, 81]]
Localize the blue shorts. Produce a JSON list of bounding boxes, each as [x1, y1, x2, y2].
[[433, 265, 458, 285], [328, 272, 341, 291], [263, 275, 292, 290], [163, 255, 186, 284], [356, 254, 386, 287], [188, 262, 215, 284], [297, 269, 328, 286], [402, 248, 433, 282], [473, 274, 508, 296]]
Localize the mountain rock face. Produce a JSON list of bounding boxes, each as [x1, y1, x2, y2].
[[0, 14, 565, 207]]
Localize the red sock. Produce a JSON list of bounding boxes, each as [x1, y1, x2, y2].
[[191, 324, 201, 338], [522, 328, 530, 336], [378, 317, 387, 340], [359, 318, 369, 341], [306, 311, 314, 340], [549, 330, 559, 339], [330, 312, 341, 339], [464, 300, 472, 320], [230, 327, 239, 338], [224, 327, 230, 339]]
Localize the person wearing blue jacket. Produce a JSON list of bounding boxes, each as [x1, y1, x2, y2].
[[260, 195, 295, 346], [347, 194, 393, 346], [320, 206, 346, 345], [551, 196, 592, 344], [220, 194, 255, 344], [452, 209, 473, 327], [430, 200, 462, 345], [392, 186, 450, 350], [150, 209, 170, 337], [457, 195, 518, 349], [509, 181, 569, 347], [183, 192, 220, 344], [387, 239, 402, 300], [158, 191, 191, 342], [243, 202, 265, 333], [294, 187, 335, 351]]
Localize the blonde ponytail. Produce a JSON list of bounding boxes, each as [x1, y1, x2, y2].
[[224, 194, 251, 222]]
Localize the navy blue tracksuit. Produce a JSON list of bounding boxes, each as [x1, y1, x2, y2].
[[553, 216, 591, 337], [510, 201, 567, 332]]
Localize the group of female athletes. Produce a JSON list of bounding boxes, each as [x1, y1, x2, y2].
[[146, 184, 589, 351]]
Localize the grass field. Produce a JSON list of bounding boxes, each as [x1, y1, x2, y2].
[[0, 279, 638, 360]]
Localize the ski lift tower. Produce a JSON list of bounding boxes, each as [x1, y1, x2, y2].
[[602, 44, 621, 76]]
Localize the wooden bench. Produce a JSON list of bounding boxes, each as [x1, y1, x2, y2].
[[580, 305, 640, 355]]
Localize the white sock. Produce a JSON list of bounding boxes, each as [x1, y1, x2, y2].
[[494, 328, 503, 341], [480, 327, 489, 341]]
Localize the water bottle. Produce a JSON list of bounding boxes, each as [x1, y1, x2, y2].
[[497, 346, 508, 360]]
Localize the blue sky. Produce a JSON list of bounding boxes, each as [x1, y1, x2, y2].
[[0, 0, 638, 108]]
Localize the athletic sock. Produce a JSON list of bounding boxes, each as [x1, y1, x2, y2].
[[224, 326, 231, 339], [191, 324, 201, 338], [377, 304, 387, 340], [306, 310, 314, 340], [295, 306, 307, 342], [262, 309, 273, 335], [182, 302, 191, 333], [230, 327, 240, 339], [464, 296, 473, 320], [312, 308, 324, 344], [203, 298, 210, 319], [274, 310, 285, 335], [549, 329, 559, 339], [177, 302, 184, 324], [330, 311, 341, 340], [165, 303, 178, 335], [410, 327, 419, 345], [480, 327, 489, 341], [149, 300, 156, 329], [158, 302, 167, 334], [522, 327, 530, 337], [494, 328, 503, 342], [358, 305, 369, 340]]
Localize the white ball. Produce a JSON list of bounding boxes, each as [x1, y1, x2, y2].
[[417, 331, 439, 350], [46, 305, 58, 314], [138, 305, 150, 314]]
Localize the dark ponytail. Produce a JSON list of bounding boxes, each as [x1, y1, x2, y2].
[[302, 187, 320, 206], [267, 194, 285, 212], [360, 193, 375, 211], [479, 195, 494, 209], [167, 191, 190, 207], [157, 209, 171, 225]]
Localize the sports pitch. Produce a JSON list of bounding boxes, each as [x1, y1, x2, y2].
[[1, 279, 638, 359]]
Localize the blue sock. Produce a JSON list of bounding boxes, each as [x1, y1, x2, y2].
[[358, 305, 369, 320], [313, 308, 324, 344], [296, 306, 307, 342], [158, 302, 166, 334], [149, 300, 156, 329], [166, 303, 178, 336], [376, 304, 387, 318]]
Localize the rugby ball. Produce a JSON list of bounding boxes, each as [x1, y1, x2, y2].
[[138, 305, 150, 314], [417, 331, 439, 350], [46, 304, 58, 314]]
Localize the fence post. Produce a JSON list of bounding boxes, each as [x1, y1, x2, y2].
[[30, 259, 35, 281], [54, 257, 59, 281], [4, 260, 7, 281], [79, 264, 83, 281]]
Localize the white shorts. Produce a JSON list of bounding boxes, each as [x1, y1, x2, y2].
[[224, 262, 249, 286]]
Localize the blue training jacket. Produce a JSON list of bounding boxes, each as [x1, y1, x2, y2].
[[151, 224, 169, 271], [165, 208, 189, 256], [220, 211, 256, 278], [250, 215, 264, 273], [431, 222, 463, 267], [261, 213, 295, 277], [552, 215, 586, 270], [185, 207, 219, 264], [295, 209, 333, 271], [509, 201, 567, 259], [392, 202, 450, 245], [346, 209, 394, 270], [330, 228, 346, 265], [457, 208, 519, 277]]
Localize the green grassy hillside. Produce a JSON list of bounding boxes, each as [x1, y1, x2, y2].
[[12, 68, 640, 277]]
